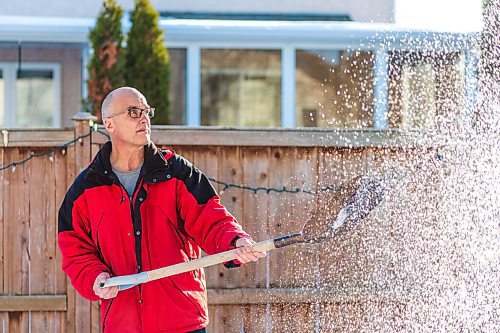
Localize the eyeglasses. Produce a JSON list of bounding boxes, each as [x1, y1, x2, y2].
[[107, 107, 155, 119]]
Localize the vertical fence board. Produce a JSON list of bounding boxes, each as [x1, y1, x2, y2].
[[0, 148, 3, 292], [54, 149, 71, 333], [291, 146, 320, 288], [192, 146, 219, 191], [269, 147, 319, 331], [208, 146, 246, 330], [213, 146, 244, 288], [3, 148, 30, 330], [54, 149, 69, 294], [91, 301, 100, 333], [267, 147, 309, 331], [363, 148, 394, 287], [192, 147, 222, 289], [241, 147, 270, 332], [0, 148, 5, 332], [318, 148, 370, 288], [29, 152, 56, 332], [241, 147, 270, 289], [64, 144, 76, 333], [268, 147, 293, 287], [55, 150, 69, 333], [73, 121, 94, 333]]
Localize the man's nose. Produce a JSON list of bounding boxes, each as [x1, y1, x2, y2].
[[139, 111, 149, 122]]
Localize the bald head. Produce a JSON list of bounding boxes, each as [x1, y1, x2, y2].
[[101, 87, 147, 120]]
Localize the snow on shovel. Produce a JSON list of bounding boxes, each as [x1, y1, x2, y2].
[[101, 176, 386, 291]]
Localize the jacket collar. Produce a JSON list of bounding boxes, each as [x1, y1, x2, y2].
[[89, 141, 170, 181]]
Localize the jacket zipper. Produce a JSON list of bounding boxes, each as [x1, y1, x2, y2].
[[129, 191, 145, 315]]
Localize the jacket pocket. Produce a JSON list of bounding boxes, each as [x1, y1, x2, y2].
[[154, 203, 197, 261], [165, 274, 207, 320]]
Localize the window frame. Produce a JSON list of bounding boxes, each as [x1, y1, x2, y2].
[[0, 61, 61, 128], [170, 42, 393, 128]]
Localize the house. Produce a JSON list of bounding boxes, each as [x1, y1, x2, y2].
[[0, 0, 479, 129]]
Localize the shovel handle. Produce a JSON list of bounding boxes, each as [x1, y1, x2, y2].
[[101, 233, 303, 289], [147, 238, 277, 282]]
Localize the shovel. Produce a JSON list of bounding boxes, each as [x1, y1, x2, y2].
[[101, 176, 385, 291]]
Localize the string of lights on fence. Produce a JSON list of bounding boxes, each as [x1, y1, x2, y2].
[[0, 126, 348, 194], [208, 178, 343, 194], [0, 126, 95, 172]]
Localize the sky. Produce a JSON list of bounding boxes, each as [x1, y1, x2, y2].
[[394, 0, 483, 32]]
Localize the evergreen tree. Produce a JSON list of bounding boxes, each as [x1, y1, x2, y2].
[[126, 0, 170, 124], [86, 0, 125, 122]]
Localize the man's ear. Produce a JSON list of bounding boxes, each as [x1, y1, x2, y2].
[[104, 118, 114, 133]]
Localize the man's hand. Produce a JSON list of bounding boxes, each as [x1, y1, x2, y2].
[[93, 272, 119, 299], [234, 238, 267, 264]]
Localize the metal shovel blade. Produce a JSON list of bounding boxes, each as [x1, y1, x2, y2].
[[302, 176, 385, 243]]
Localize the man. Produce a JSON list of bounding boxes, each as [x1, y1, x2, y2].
[[58, 87, 266, 332]]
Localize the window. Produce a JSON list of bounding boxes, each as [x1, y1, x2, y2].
[[0, 62, 60, 128], [182, 45, 470, 129], [16, 69, 55, 127], [169, 48, 186, 125], [201, 49, 281, 127], [387, 51, 466, 129], [295, 49, 374, 128]]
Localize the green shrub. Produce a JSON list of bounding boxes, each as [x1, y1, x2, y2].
[[126, 0, 170, 124], [86, 0, 125, 122]]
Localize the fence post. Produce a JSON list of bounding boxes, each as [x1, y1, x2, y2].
[[72, 112, 97, 174], [70, 112, 98, 333]]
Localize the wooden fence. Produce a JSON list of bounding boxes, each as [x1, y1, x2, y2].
[[0, 116, 438, 332]]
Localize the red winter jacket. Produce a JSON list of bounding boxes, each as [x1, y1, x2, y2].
[[58, 142, 250, 332]]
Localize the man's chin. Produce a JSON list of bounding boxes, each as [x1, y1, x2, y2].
[[134, 138, 150, 147]]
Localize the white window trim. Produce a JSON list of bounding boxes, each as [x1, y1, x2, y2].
[[374, 48, 389, 129], [282, 46, 296, 128], [0, 61, 61, 128], [186, 45, 201, 126]]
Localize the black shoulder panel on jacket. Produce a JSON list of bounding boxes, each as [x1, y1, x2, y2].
[[58, 167, 112, 233], [58, 168, 88, 233], [169, 154, 217, 205]]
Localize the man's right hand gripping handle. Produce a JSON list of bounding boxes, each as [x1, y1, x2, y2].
[[93, 272, 119, 299]]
